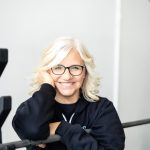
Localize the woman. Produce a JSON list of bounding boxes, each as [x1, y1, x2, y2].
[[12, 37, 125, 150]]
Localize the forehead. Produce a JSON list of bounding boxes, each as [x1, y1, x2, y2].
[[59, 49, 84, 66]]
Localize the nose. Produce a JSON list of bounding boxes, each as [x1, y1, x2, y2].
[[62, 68, 73, 80]]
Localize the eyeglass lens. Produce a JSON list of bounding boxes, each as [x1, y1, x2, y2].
[[51, 65, 84, 76]]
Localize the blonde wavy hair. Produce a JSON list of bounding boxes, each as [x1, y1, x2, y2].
[[30, 37, 100, 102]]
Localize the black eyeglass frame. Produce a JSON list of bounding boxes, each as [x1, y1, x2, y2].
[[51, 64, 85, 76]]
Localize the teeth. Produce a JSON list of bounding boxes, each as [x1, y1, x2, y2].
[[60, 82, 73, 86]]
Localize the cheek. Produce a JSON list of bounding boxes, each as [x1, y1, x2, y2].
[[74, 70, 86, 84], [50, 72, 60, 82], [75, 76, 85, 86]]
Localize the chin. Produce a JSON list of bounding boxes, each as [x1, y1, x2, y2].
[[57, 88, 78, 97], [60, 91, 75, 97]]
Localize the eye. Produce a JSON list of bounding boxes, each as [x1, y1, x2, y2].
[[53, 65, 63, 70], [71, 65, 81, 70]]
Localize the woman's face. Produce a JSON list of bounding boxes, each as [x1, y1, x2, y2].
[[50, 49, 86, 103]]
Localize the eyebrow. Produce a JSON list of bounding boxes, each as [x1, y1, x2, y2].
[[57, 64, 84, 67]]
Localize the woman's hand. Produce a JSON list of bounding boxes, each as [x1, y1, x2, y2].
[[37, 69, 55, 87], [49, 122, 61, 135], [38, 144, 46, 149], [37, 122, 61, 148]]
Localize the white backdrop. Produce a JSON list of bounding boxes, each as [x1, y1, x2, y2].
[[119, 0, 150, 149]]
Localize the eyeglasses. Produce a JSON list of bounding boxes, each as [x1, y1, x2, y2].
[[51, 65, 85, 76]]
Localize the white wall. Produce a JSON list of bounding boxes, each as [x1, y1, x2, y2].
[[0, 0, 117, 146], [119, 0, 150, 149]]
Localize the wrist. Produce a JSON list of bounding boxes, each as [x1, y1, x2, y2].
[[49, 122, 61, 135]]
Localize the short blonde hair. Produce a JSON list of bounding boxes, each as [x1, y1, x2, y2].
[[30, 37, 100, 102]]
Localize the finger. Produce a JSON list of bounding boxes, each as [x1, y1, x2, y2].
[[37, 144, 46, 148]]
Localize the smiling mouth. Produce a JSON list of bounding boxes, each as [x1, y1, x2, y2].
[[57, 82, 75, 87], [59, 82, 74, 85]]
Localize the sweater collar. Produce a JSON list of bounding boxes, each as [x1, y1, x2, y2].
[[74, 94, 89, 113], [54, 93, 89, 114]]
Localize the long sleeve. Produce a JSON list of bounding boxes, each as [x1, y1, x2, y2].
[[55, 99, 125, 150], [12, 83, 56, 140]]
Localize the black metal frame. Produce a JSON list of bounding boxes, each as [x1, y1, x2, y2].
[[0, 49, 12, 145], [0, 49, 8, 77], [0, 96, 11, 144]]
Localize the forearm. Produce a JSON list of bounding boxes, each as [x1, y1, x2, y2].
[[55, 121, 102, 150], [12, 84, 56, 140]]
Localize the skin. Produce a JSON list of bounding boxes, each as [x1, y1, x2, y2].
[[38, 49, 86, 148]]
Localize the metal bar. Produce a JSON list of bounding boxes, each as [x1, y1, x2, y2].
[[0, 119, 150, 149], [0, 130, 91, 149], [122, 118, 150, 128]]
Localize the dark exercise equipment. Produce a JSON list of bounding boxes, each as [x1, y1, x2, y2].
[[0, 49, 12, 144], [0, 49, 8, 77]]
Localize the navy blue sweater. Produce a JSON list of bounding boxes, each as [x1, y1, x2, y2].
[[12, 84, 125, 150]]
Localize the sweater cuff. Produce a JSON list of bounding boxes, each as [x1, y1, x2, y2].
[[55, 120, 71, 136], [40, 83, 56, 97]]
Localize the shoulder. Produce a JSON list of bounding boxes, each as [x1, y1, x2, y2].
[[86, 97, 116, 117], [81, 97, 119, 128], [89, 97, 113, 109], [77, 95, 115, 115]]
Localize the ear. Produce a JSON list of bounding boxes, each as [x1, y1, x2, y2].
[[47, 69, 51, 74], [83, 69, 87, 78]]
